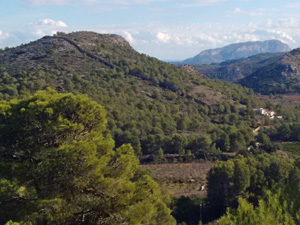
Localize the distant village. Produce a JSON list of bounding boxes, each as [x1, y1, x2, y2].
[[254, 108, 282, 119]]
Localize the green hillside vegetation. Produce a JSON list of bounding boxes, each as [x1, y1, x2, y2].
[[207, 154, 294, 218], [166, 153, 300, 224], [2, 31, 300, 225], [213, 154, 300, 225], [0, 32, 257, 159], [0, 89, 175, 225], [1, 31, 300, 162]]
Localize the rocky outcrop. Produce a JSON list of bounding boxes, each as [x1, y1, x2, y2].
[[44, 35, 114, 69], [178, 64, 200, 75], [65, 31, 132, 48]]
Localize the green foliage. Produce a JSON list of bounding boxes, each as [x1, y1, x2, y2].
[[0, 89, 175, 225], [218, 166, 300, 224], [0, 32, 268, 159], [1, 31, 300, 160], [172, 196, 204, 225], [209, 155, 300, 223], [207, 154, 294, 218], [257, 132, 276, 153], [218, 194, 295, 225], [270, 122, 300, 142], [281, 142, 300, 155]]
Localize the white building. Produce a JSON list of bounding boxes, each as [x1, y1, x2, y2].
[[255, 108, 276, 119], [255, 108, 266, 115]]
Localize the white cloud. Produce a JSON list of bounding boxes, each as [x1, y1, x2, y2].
[[2, 16, 300, 60], [70, 19, 300, 59], [27, 19, 68, 38], [267, 30, 296, 43], [23, 0, 170, 6], [175, 0, 227, 8], [114, 0, 170, 4], [0, 19, 69, 48], [0, 30, 9, 39], [277, 17, 300, 28], [122, 31, 135, 44], [23, 0, 70, 6], [156, 32, 171, 43], [231, 7, 266, 16], [34, 19, 67, 28], [232, 8, 242, 14], [286, 3, 300, 8]]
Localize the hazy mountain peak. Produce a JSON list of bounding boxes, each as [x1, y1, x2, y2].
[[183, 40, 291, 65]]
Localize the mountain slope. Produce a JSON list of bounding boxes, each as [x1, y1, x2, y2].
[[0, 31, 253, 104], [0, 31, 286, 159], [194, 52, 285, 82], [183, 40, 290, 65], [239, 48, 300, 94]]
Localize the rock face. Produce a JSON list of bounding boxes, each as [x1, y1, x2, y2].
[[239, 48, 300, 94], [183, 40, 290, 65], [178, 64, 201, 75], [65, 31, 132, 48]]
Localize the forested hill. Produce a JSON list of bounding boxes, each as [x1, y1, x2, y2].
[[0, 31, 299, 160], [239, 47, 300, 94]]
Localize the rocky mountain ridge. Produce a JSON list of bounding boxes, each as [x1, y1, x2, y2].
[[0, 31, 132, 75]]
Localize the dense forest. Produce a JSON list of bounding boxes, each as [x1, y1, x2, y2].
[[1, 31, 300, 224], [173, 153, 300, 224], [1, 31, 300, 161], [0, 90, 175, 224], [2, 90, 300, 224]]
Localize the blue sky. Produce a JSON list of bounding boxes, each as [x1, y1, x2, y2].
[[1, 0, 300, 60]]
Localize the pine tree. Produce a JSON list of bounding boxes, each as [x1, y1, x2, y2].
[[0, 89, 176, 225]]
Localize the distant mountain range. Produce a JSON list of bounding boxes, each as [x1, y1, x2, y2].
[[190, 45, 300, 94], [193, 52, 285, 82], [183, 40, 290, 65]]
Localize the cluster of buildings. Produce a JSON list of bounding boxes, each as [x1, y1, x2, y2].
[[255, 108, 282, 119]]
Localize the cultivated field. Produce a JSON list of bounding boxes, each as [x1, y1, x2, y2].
[[142, 162, 215, 197], [256, 94, 300, 108]]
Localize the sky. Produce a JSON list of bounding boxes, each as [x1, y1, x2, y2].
[[1, 0, 300, 60]]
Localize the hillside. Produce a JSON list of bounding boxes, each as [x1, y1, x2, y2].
[[2, 31, 300, 225], [0, 31, 250, 106], [183, 40, 290, 65], [194, 52, 285, 82], [1, 31, 299, 161], [239, 48, 300, 94]]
